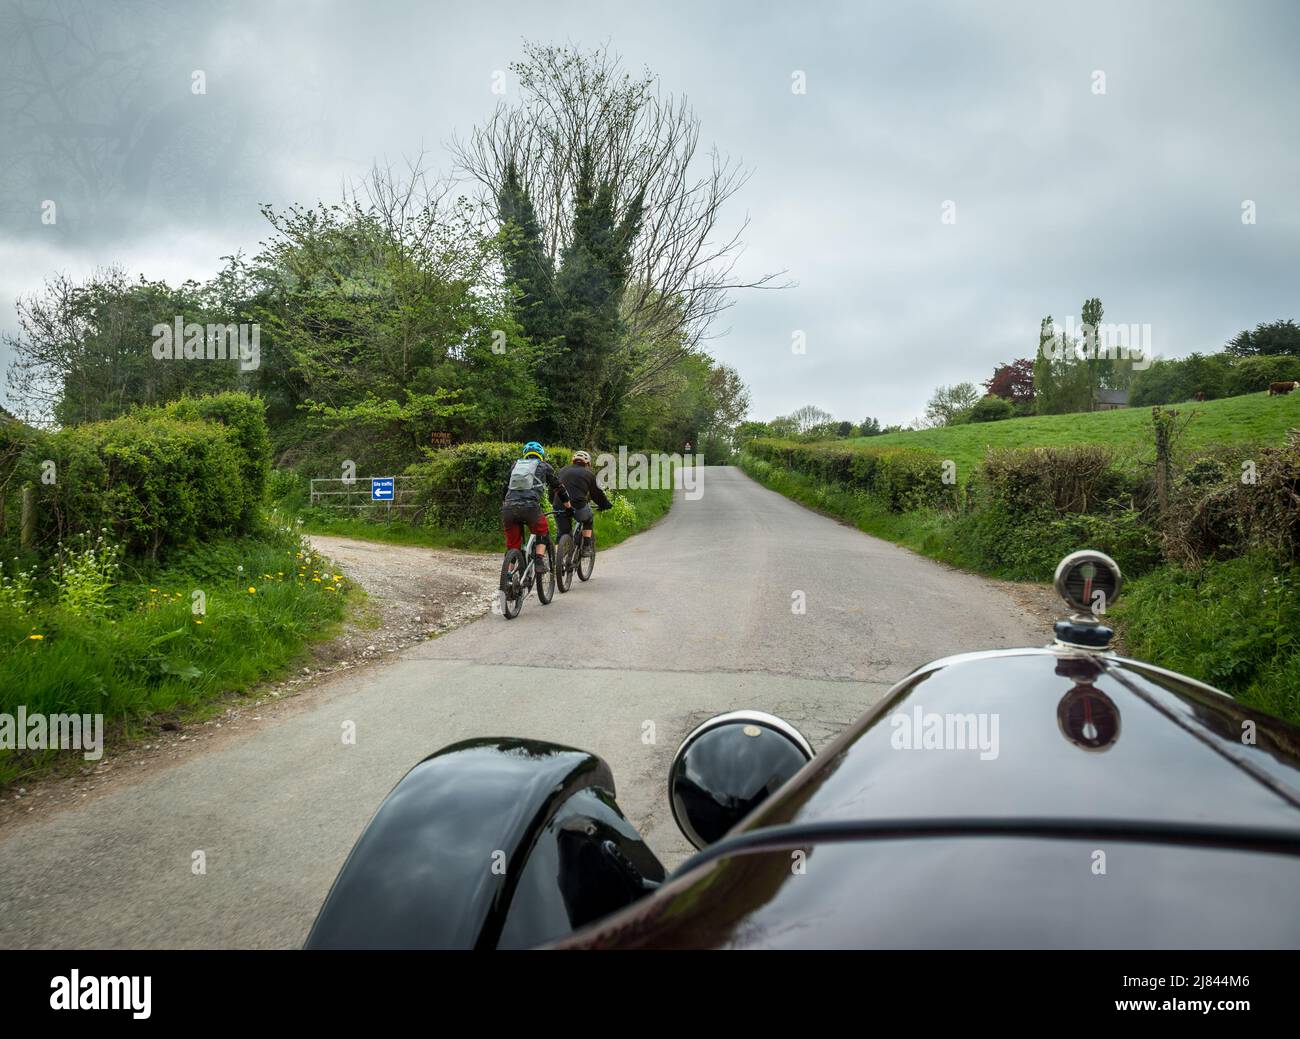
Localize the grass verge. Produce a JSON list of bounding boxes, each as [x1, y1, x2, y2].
[[0, 531, 353, 787]]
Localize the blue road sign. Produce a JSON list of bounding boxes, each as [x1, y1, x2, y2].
[[371, 477, 395, 501]]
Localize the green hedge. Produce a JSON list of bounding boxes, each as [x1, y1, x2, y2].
[[975, 445, 1129, 517], [34, 393, 269, 560], [145, 393, 271, 525], [746, 438, 952, 511], [403, 442, 575, 531]]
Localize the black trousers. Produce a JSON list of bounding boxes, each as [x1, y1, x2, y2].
[[554, 502, 594, 537]]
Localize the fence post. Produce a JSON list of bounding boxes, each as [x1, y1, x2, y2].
[[21, 483, 35, 549]]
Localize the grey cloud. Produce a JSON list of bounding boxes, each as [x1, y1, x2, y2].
[[2, 0, 1297, 424]]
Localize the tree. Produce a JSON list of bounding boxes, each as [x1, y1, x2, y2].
[[5, 266, 242, 427], [984, 359, 1035, 406], [924, 382, 980, 427], [857, 417, 882, 437], [1081, 296, 1107, 402], [968, 395, 1015, 423], [788, 404, 834, 436], [455, 42, 785, 441], [1032, 314, 1092, 415], [1226, 319, 1300, 357], [253, 163, 545, 449]]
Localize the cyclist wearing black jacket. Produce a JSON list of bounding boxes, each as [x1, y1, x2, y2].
[[556, 451, 611, 557]]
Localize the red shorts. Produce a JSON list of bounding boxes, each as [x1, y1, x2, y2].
[[502, 505, 548, 549]]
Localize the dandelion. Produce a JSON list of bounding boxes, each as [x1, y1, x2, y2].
[[248, 586, 257, 594], [28, 634, 44, 640]]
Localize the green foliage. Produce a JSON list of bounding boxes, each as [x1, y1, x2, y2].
[[403, 441, 572, 532], [1116, 555, 1300, 722], [1226, 319, 1300, 357], [976, 445, 1127, 516], [4, 267, 245, 427], [145, 392, 272, 523], [0, 558, 36, 612], [253, 195, 545, 449], [33, 392, 270, 560], [948, 504, 1162, 582], [37, 413, 247, 560], [0, 530, 351, 785], [1223, 355, 1300, 396], [746, 438, 953, 512], [51, 531, 124, 617], [967, 395, 1015, 423], [924, 382, 980, 426]]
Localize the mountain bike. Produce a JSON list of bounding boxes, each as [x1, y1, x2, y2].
[[499, 523, 556, 619], [554, 504, 605, 593]]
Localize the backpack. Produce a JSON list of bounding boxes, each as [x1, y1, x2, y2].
[[507, 458, 543, 497]]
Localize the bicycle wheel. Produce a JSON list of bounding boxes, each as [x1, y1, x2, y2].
[[536, 544, 556, 604], [577, 530, 595, 582], [501, 549, 525, 619], [555, 534, 574, 593]]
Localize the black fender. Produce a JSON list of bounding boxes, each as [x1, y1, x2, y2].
[[304, 737, 665, 949]]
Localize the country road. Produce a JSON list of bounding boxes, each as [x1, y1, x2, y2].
[[0, 466, 1044, 949]]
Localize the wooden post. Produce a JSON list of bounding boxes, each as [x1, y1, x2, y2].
[[21, 484, 35, 549]]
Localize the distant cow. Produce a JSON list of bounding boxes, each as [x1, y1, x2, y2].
[[1268, 381, 1299, 396], [1193, 390, 1205, 401]]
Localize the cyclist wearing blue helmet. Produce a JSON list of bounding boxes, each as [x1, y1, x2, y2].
[[501, 441, 571, 575]]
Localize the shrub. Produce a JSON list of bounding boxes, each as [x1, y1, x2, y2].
[[37, 414, 248, 560], [1222, 355, 1300, 397], [1165, 437, 1300, 564], [976, 445, 1125, 517], [746, 438, 952, 512], [143, 393, 271, 523], [1116, 554, 1300, 722], [968, 395, 1016, 423], [0, 558, 36, 612], [403, 442, 574, 531]]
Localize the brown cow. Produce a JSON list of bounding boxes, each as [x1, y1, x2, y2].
[[1268, 381, 1299, 396], [1193, 390, 1205, 401]]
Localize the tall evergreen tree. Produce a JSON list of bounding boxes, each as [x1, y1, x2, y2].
[[496, 160, 557, 351]]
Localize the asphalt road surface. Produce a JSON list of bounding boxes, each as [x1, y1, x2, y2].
[[0, 466, 1043, 948]]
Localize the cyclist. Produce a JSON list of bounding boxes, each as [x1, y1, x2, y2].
[[556, 450, 612, 558], [501, 441, 570, 577]]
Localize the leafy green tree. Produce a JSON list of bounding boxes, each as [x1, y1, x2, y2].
[[5, 267, 242, 427], [968, 395, 1015, 423], [924, 382, 979, 426], [254, 175, 544, 451], [1226, 319, 1300, 356]]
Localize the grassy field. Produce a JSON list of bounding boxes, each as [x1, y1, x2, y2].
[[850, 391, 1300, 480]]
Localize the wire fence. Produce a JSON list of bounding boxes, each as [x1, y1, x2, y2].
[[308, 475, 464, 525]]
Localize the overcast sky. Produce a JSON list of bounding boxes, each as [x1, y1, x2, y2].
[[1, 0, 1297, 425]]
